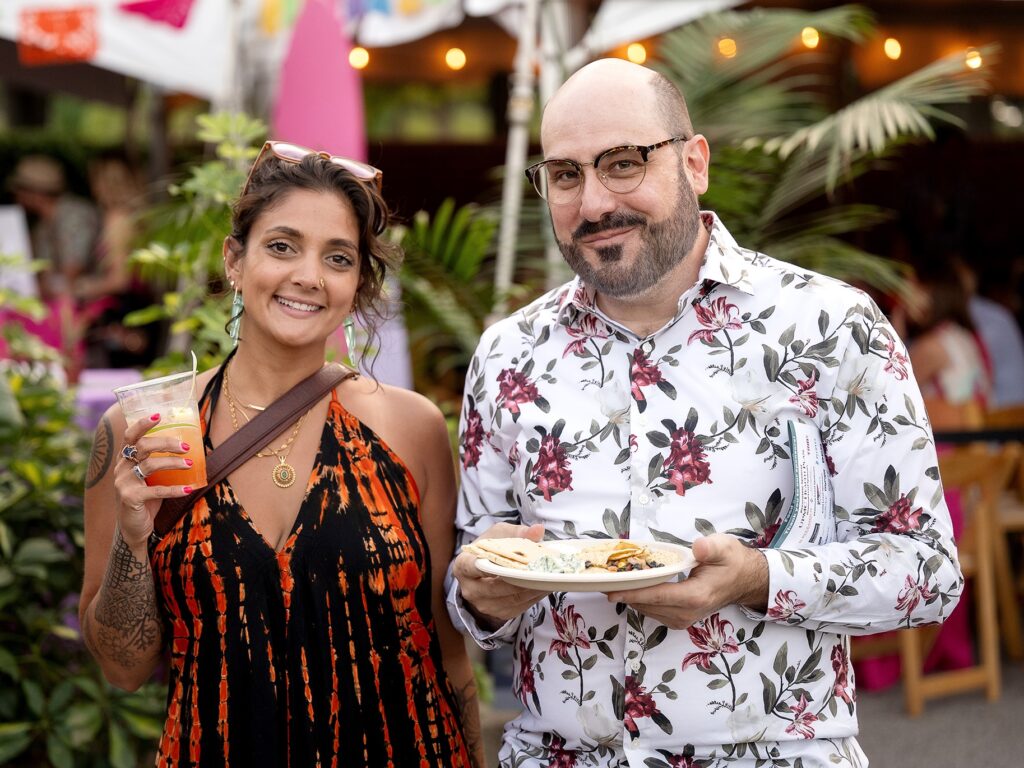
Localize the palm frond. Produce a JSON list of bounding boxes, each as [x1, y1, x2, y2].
[[763, 44, 997, 191]]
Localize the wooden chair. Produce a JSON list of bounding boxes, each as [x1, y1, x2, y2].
[[983, 406, 1024, 659], [852, 444, 1017, 716]]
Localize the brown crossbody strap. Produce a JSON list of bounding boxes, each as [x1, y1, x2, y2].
[[153, 363, 357, 537]]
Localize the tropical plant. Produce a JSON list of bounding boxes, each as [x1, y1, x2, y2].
[[123, 111, 265, 374], [0, 286, 165, 767], [653, 3, 994, 297]]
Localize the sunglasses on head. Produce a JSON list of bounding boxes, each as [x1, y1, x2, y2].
[[241, 140, 383, 197]]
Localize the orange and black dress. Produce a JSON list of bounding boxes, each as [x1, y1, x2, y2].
[[149, 374, 472, 767]]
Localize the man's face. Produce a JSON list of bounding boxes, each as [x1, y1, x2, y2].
[[554, 168, 702, 299], [541, 101, 706, 301]]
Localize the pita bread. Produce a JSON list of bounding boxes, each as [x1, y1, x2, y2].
[[463, 538, 557, 570]]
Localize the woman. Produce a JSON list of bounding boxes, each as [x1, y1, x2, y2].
[[79, 143, 483, 766]]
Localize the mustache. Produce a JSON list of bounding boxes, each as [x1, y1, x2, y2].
[[572, 213, 646, 241]]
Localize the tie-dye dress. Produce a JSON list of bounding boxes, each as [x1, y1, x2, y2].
[[149, 387, 472, 767]]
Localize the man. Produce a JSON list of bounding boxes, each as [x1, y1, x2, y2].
[[448, 59, 960, 767], [8, 154, 99, 302]]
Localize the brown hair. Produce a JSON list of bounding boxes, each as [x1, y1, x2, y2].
[[229, 152, 401, 365]]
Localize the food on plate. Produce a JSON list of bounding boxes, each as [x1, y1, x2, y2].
[[464, 538, 679, 574]]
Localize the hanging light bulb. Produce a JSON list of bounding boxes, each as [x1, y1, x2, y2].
[[626, 43, 647, 64], [965, 48, 983, 70], [349, 47, 369, 70], [884, 37, 902, 60], [445, 47, 467, 71], [801, 27, 820, 49], [717, 37, 737, 59]]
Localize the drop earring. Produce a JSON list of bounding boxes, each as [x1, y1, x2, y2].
[[343, 314, 356, 367], [229, 284, 244, 345]]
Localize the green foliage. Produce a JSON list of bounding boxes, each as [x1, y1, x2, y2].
[[655, 4, 993, 296], [0, 289, 165, 766], [124, 112, 266, 374]]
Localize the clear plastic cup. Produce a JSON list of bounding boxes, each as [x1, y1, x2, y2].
[[113, 370, 207, 487]]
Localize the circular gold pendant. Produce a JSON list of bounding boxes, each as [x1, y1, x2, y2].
[[272, 462, 296, 488]]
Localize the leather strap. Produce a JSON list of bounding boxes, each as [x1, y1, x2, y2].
[[153, 363, 357, 537]]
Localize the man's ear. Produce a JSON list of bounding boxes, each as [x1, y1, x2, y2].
[[223, 236, 243, 285], [682, 134, 711, 196]]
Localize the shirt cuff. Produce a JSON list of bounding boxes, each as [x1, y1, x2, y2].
[[738, 547, 812, 625], [445, 575, 521, 649]]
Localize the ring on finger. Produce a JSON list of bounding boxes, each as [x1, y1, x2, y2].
[[121, 444, 140, 463], [131, 464, 147, 482]]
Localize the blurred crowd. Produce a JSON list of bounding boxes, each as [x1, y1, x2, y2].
[[0, 152, 158, 380]]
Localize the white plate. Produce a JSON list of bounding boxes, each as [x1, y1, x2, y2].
[[475, 539, 696, 592]]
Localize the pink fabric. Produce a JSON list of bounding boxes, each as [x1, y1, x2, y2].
[[271, 0, 367, 161], [118, 0, 196, 29], [853, 489, 974, 690]]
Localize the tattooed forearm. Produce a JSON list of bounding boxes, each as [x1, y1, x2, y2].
[[85, 416, 114, 489], [88, 528, 162, 668], [453, 677, 486, 768]]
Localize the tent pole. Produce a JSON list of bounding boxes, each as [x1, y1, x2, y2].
[[490, 0, 541, 323]]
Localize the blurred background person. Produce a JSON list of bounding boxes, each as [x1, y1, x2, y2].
[[953, 255, 1024, 408], [8, 154, 99, 303], [904, 265, 992, 430], [6, 154, 101, 379], [76, 153, 156, 369]]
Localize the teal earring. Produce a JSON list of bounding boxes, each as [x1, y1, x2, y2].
[[343, 314, 356, 367], [229, 286, 244, 345]]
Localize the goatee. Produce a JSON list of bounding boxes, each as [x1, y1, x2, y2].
[[556, 182, 702, 299]]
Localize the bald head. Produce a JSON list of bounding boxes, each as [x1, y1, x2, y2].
[[542, 59, 694, 148]]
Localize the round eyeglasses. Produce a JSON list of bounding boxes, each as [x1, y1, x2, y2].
[[525, 136, 690, 205]]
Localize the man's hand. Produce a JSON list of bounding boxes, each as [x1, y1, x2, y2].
[[453, 522, 549, 630], [605, 534, 768, 630]]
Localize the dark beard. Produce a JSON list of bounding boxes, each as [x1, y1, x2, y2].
[[556, 181, 702, 299]]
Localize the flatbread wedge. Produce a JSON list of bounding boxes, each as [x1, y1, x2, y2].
[[463, 538, 557, 570]]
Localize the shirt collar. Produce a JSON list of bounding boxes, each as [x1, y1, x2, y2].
[[556, 211, 756, 326]]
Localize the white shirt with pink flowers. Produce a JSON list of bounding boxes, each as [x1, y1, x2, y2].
[[448, 213, 959, 768]]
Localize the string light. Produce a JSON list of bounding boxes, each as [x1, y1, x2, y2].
[[349, 47, 369, 70], [717, 37, 737, 58], [801, 27, 820, 49], [626, 43, 647, 64], [884, 37, 902, 60], [965, 48, 983, 70], [445, 47, 467, 70]]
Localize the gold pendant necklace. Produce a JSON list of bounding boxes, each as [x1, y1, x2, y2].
[[224, 366, 308, 488]]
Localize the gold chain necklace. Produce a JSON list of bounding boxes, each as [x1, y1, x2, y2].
[[223, 366, 308, 488]]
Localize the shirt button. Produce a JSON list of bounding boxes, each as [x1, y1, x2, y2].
[[638, 492, 650, 505], [636, 414, 648, 428]]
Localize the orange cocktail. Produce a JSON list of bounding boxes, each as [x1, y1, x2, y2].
[[114, 369, 207, 488], [143, 405, 207, 487]]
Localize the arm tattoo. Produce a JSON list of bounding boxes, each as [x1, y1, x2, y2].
[[85, 416, 114, 489], [453, 677, 486, 768], [89, 529, 162, 668]]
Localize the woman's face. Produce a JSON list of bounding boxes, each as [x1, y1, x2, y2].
[[226, 187, 362, 354]]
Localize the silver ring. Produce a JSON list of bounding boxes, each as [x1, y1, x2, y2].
[[131, 464, 147, 482], [121, 444, 139, 463]]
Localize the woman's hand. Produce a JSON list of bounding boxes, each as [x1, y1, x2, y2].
[[114, 413, 193, 548]]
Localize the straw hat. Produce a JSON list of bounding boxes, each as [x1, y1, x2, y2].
[[9, 155, 66, 195]]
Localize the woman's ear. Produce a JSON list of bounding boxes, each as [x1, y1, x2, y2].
[[223, 236, 243, 286]]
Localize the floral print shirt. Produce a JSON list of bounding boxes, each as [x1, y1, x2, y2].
[[448, 214, 961, 768]]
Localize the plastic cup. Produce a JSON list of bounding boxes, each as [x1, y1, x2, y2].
[[113, 370, 207, 488]]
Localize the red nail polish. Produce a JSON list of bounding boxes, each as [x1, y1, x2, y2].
[[181, 442, 190, 451], [184, 458, 194, 467], [150, 413, 160, 421], [182, 486, 193, 494]]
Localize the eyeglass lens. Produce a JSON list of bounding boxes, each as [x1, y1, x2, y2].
[[534, 146, 647, 204]]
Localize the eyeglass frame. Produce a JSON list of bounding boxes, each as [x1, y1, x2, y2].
[[241, 140, 384, 198], [524, 135, 691, 204]]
